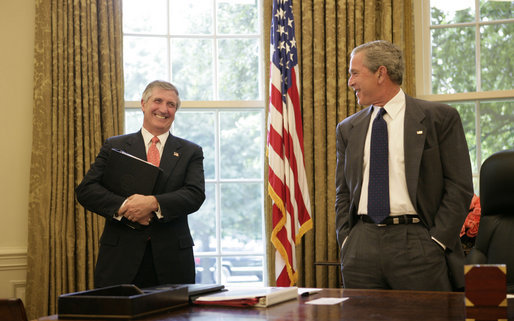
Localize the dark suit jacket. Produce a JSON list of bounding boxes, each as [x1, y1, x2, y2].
[[335, 94, 474, 290], [76, 131, 205, 288]]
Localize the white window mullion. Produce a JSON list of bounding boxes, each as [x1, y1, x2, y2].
[[415, 0, 432, 96], [213, 0, 219, 100], [475, 0, 481, 93], [215, 109, 222, 282], [475, 100, 481, 173], [167, 0, 172, 82]]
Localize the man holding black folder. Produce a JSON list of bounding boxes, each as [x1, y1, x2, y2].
[[76, 80, 205, 289]]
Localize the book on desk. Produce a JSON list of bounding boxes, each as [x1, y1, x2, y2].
[[193, 286, 298, 307], [144, 283, 225, 303]]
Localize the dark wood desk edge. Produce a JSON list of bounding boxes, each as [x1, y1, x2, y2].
[[36, 288, 514, 320]]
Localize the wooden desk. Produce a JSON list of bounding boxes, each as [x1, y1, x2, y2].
[[37, 288, 514, 320]]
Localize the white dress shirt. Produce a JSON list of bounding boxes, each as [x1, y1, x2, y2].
[[357, 89, 417, 216], [141, 127, 169, 158]]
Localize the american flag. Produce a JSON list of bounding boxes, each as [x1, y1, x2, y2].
[[267, 0, 313, 287]]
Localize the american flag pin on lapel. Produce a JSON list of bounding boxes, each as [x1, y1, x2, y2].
[[173, 152, 180, 157], [417, 130, 423, 135]]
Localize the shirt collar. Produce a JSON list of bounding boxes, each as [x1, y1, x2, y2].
[[141, 127, 169, 146], [372, 88, 405, 120]]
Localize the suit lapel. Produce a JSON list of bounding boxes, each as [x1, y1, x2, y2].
[[121, 131, 146, 159], [158, 134, 182, 182], [404, 95, 427, 209], [348, 107, 373, 205]]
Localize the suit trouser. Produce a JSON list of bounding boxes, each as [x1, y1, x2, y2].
[[340, 219, 452, 291], [132, 240, 158, 289]]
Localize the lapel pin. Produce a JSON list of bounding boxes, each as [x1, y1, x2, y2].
[[416, 130, 423, 135], [173, 152, 180, 157]]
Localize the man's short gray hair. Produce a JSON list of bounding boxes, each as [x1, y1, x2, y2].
[[351, 40, 404, 85], [141, 80, 182, 108]]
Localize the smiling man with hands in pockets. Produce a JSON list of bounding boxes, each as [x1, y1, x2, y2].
[[335, 40, 473, 291]]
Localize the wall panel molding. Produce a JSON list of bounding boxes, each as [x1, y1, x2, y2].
[[0, 247, 27, 300], [0, 248, 27, 271]]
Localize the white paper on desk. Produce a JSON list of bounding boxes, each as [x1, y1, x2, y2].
[[306, 297, 348, 305]]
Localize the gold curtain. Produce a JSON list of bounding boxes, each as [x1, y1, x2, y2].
[[263, 0, 415, 288], [25, 0, 123, 318]]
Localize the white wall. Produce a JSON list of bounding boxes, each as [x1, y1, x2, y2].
[[0, 0, 35, 301]]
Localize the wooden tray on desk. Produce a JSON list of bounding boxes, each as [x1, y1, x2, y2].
[[58, 284, 188, 319]]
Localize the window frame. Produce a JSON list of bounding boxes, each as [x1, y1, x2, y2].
[[414, 0, 514, 183], [123, 0, 267, 286]]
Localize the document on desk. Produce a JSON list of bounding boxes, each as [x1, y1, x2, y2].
[[298, 288, 322, 297], [306, 297, 348, 305], [193, 286, 298, 307]]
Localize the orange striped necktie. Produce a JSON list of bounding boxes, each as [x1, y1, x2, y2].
[[147, 136, 160, 166]]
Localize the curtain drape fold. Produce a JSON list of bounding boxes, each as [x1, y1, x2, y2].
[[26, 0, 123, 318], [263, 0, 415, 288]]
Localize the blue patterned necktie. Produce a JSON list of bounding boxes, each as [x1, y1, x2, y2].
[[368, 108, 390, 223]]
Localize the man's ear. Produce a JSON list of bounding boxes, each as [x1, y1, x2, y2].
[[377, 65, 388, 83]]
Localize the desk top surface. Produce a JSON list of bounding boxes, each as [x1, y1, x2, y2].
[[38, 288, 513, 321]]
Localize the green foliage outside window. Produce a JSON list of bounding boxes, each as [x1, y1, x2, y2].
[[430, 0, 513, 180]]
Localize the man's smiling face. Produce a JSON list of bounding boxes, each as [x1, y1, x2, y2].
[[141, 87, 178, 136], [347, 51, 381, 107]]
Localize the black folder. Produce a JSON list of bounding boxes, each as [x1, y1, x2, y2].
[[143, 284, 225, 303], [102, 148, 163, 197], [101, 149, 163, 230], [58, 284, 189, 319]]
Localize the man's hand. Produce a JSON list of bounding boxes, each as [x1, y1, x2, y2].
[[118, 194, 158, 225]]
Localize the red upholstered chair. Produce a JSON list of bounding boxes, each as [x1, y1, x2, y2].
[[466, 149, 514, 293], [0, 298, 28, 321]]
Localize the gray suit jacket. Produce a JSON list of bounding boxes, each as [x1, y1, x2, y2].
[[335, 94, 473, 289], [76, 131, 205, 288]]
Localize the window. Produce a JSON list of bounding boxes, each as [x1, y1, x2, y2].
[[123, 0, 266, 286], [415, 0, 514, 190]]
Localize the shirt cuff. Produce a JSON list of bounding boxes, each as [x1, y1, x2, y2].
[[341, 236, 348, 250], [114, 199, 128, 221], [431, 236, 446, 250], [154, 203, 163, 219]]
